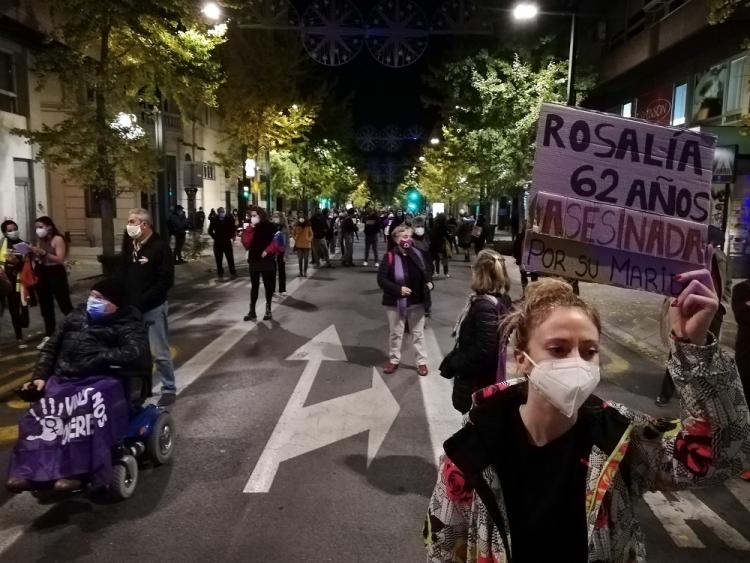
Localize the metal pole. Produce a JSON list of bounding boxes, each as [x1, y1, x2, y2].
[[566, 12, 578, 107], [265, 148, 272, 213]]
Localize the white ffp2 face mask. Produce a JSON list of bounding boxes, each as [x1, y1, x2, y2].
[[523, 353, 600, 418], [126, 224, 142, 239]]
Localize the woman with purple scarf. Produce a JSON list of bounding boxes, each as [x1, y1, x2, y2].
[[377, 224, 434, 376]]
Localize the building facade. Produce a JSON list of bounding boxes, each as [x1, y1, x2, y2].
[[585, 0, 750, 275], [0, 1, 237, 250]]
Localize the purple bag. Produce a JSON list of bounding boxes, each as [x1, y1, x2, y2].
[[7, 375, 129, 487]]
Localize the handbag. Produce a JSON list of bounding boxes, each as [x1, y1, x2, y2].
[[471, 225, 484, 238], [439, 346, 458, 379], [20, 257, 37, 288]]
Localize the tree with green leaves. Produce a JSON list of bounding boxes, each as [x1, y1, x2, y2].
[[13, 1, 225, 257], [421, 50, 570, 211]]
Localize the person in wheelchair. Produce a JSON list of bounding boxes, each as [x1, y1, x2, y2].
[[6, 279, 151, 494]]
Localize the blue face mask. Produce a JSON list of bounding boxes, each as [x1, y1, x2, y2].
[[87, 296, 112, 319]]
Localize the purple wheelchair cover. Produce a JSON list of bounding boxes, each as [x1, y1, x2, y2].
[[7, 375, 129, 487]]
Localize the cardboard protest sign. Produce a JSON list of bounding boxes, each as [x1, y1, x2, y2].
[[523, 104, 717, 296]]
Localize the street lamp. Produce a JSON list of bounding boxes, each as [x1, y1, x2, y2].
[[430, 137, 440, 146], [512, 2, 539, 21], [201, 2, 221, 21], [511, 2, 577, 107]]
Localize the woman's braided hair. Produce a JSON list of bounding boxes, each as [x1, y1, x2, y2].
[[500, 277, 601, 352]]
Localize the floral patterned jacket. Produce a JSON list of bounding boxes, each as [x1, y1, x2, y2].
[[424, 338, 750, 563]]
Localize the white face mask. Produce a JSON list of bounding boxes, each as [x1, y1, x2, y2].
[[126, 224, 142, 239], [272, 217, 280, 224], [36, 227, 48, 239], [415, 227, 425, 236], [523, 352, 600, 418], [250, 216, 260, 226], [5, 230, 19, 240]]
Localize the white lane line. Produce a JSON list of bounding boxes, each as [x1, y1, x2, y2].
[[169, 302, 214, 324], [420, 326, 463, 468], [643, 490, 750, 550], [726, 478, 750, 512], [0, 271, 314, 556]]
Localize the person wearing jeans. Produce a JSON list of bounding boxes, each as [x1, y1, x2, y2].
[[377, 224, 433, 376], [120, 208, 176, 406]]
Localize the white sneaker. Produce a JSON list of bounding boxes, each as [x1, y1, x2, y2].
[[446, 274, 451, 278], [363, 261, 368, 266], [375, 262, 379, 267], [281, 292, 288, 297], [36, 336, 50, 350]]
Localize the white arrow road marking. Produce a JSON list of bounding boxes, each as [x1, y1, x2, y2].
[[643, 490, 750, 550], [421, 326, 463, 468], [243, 325, 400, 493]]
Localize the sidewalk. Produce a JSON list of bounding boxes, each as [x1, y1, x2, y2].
[[0, 239, 245, 348]]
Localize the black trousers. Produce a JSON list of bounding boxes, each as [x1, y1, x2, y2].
[[36, 264, 73, 336], [5, 290, 28, 340], [250, 269, 275, 313], [174, 232, 186, 261], [213, 241, 236, 276], [364, 234, 378, 262], [276, 253, 286, 293]]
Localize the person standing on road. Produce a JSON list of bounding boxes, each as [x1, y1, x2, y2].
[[377, 224, 434, 376], [311, 209, 331, 268], [342, 208, 358, 266], [272, 211, 290, 296], [425, 275, 750, 563], [363, 208, 381, 267], [29, 216, 73, 348], [241, 207, 278, 322], [472, 214, 488, 255], [195, 206, 206, 233], [430, 213, 453, 279], [120, 208, 176, 406], [167, 205, 188, 264], [441, 249, 512, 414], [291, 213, 313, 278], [208, 207, 237, 279], [1, 220, 31, 348], [456, 213, 475, 262]]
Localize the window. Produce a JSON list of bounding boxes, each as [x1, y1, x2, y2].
[[672, 83, 687, 126], [0, 51, 17, 113], [203, 163, 216, 180], [727, 56, 746, 113], [621, 102, 633, 118]]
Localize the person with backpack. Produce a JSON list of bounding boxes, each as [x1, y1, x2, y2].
[[440, 249, 512, 413], [377, 224, 434, 376]]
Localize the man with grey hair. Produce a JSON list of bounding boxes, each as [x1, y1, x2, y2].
[[120, 208, 176, 406]]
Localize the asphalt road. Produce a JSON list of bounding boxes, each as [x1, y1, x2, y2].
[[0, 242, 748, 562]]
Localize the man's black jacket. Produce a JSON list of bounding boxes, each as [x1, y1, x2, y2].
[[119, 232, 174, 313], [34, 304, 151, 380]]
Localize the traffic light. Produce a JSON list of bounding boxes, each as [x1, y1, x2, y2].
[[407, 188, 421, 212], [242, 185, 250, 200]]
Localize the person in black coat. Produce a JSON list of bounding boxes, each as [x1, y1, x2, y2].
[[167, 205, 188, 264], [445, 249, 512, 414], [208, 207, 237, 278], [377, 224, 434, 377], [6, 279, 150, 493], [241, 206, 278, 322], [430, 213, 453, 279], [120, 208, 176, 406]]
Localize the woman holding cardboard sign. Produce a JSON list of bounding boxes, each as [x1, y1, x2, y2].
[[424, 273, 749, 563]]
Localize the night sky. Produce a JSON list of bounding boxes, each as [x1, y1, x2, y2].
[[240, 0, 585, 190]]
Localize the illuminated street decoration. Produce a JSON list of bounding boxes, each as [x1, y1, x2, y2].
[[302, 0, 365, 66], [366, 0, 429, 68]]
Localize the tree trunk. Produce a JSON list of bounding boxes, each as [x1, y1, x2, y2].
[[96, 21, 116, 257]]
